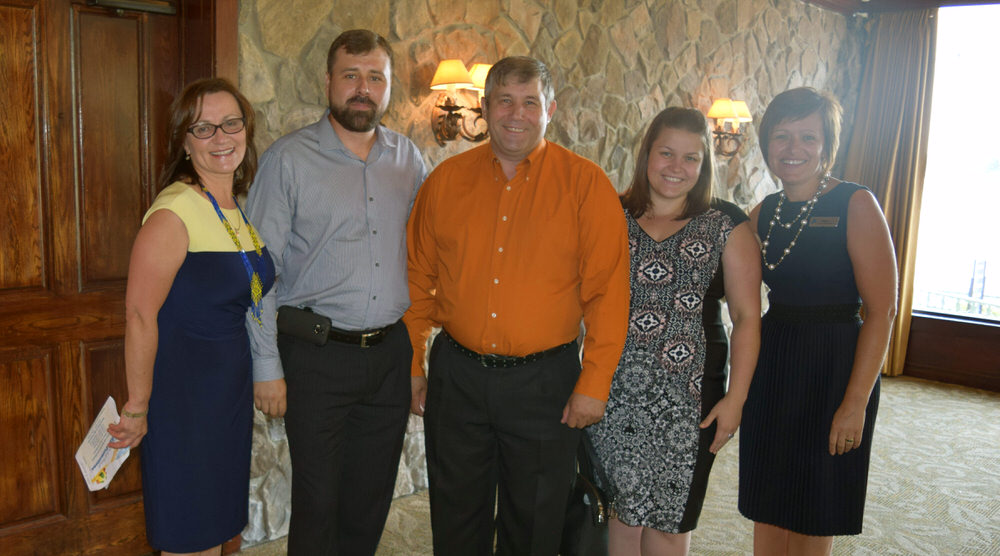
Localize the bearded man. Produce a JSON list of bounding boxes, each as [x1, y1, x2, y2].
[[245, 29, 427, 556]]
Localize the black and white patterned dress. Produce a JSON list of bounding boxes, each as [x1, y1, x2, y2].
[[588, 199, 746, 533]]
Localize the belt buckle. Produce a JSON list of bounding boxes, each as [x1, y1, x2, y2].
[[479, 353, 490, 367], [360, 331, 377, 348]]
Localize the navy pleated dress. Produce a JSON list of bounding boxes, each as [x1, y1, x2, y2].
[[739, 182, 879, 536], [140, 182, 275, 552]]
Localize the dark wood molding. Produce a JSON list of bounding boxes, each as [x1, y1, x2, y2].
[[177, 0, 237, 83], [903, 313, 1000, 392], [214, 0, 237, 82]]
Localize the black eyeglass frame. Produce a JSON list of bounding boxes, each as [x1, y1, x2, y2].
[[187, 117, 246, 139]]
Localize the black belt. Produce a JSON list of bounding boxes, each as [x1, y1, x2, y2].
[[328, 321, 397, 348], [765, 303, 861, 324], [443, 330, 576, 368]]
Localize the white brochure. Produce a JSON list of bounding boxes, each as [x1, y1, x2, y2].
[[75, 396, 131, 491]]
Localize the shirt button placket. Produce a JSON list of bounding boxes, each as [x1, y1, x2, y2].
[[488, 176, 513, 347]]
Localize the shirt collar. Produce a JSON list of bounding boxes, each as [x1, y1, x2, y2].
[[488, 139, 548, 171]]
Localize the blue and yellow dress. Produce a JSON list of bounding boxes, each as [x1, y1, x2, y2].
[[139, 182, 275, 552]]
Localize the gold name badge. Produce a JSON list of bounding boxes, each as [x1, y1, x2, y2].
[[809, 216, 840, 228]]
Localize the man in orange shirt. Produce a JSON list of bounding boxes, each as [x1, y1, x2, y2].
[[404, 56, 630, 555]]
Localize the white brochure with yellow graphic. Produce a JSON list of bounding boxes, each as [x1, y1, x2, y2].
[[75, 396, 131, 491]]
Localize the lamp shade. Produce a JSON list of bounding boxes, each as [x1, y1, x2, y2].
[[706, 98, 739, 120], [467, 63, 492, 92], [430, 59, 474, 90], [733, 100, 753, 122]]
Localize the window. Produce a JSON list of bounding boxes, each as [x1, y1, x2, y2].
[[911, 4, 1000, 322]]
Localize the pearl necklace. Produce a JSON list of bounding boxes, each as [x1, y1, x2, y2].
[[761, 175, 830, 271]]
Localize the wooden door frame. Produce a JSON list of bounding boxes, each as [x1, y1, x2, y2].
[[211, 4, 241, 553], [214, 0, 236, 82]]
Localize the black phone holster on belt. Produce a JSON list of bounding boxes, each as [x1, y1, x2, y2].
[[276, 305, 330, 346]]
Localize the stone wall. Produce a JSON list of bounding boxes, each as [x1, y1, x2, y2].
[[238, 0, 866, 547]]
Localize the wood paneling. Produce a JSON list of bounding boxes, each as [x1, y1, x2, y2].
[[0, 349, 58, 526], [149, 10, 181, 192], [0, 0, 233, 553], [77, 9, 144, 286], [84, 340, 144, 505], [904, 314, 1000, 392], [0, 3, 45, 291]]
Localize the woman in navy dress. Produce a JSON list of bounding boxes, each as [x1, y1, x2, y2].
[[109, 78, 277, 556], [588, 107, 761, 555], [738, 87, 897, 555]]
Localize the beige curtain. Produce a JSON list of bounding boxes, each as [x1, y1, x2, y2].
[[843, 9, 937, 376]]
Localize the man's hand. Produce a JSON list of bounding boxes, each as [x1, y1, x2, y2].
[[560, 393, 606, 428], [411, 376, 428, 416], [254, 378, 287, 417]]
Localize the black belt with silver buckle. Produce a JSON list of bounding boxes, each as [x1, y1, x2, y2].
[[328, 321, 396, 348], [443, 330, 575, 368]]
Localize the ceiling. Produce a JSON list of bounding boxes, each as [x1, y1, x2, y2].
[[804, 0, 999, 15]]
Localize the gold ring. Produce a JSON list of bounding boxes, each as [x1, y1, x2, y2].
[[845, 438, 854, 444]]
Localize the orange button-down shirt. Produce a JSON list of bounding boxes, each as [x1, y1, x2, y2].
[[403, 141, 629, 400]]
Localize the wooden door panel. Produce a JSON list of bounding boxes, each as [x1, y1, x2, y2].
[[0, 349, 59, 526], [84, 339, 144, 504], [0, 2, 46, 291], [77, 8, 145, 287], [0, 291, 125, 347]]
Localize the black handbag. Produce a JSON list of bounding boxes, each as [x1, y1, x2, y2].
[[559, 433, 610, 556]]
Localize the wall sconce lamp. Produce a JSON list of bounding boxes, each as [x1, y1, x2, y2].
[[706, 98, 753, 157], [430, 60, 491, 146]]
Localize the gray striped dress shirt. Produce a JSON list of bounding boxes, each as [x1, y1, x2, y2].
[[245, 112, 427, 382]]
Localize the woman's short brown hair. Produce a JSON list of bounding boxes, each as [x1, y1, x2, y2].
[[158, 78, 257, 196], [758, 87, 843, 176], [621, 107, 714, 219]]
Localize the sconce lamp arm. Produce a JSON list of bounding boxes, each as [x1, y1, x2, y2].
[[712, 129, 744, 157], [431, 93, 489, 146]]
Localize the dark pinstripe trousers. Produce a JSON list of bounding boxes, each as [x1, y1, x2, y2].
[[279, 322, 411, 556], [424, 334, 581, 556]]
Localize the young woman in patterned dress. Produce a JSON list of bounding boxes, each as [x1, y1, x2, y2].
[[588, 107, 761, 555]]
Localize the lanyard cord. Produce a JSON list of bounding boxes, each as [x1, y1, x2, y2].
[[200, 185, 264, 326]]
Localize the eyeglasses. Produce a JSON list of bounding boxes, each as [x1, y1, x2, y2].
[[187, 118, 245, 139]]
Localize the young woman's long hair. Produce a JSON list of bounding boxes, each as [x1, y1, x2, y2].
[[621, 107, 714, 219]]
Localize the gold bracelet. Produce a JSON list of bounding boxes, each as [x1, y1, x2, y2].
[[122, 409, 148, 418]]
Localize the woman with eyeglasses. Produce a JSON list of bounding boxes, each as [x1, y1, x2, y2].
[[108, 78, 276, 556]]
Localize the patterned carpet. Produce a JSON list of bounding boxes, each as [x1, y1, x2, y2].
[[241, 376, 1000, 555]]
